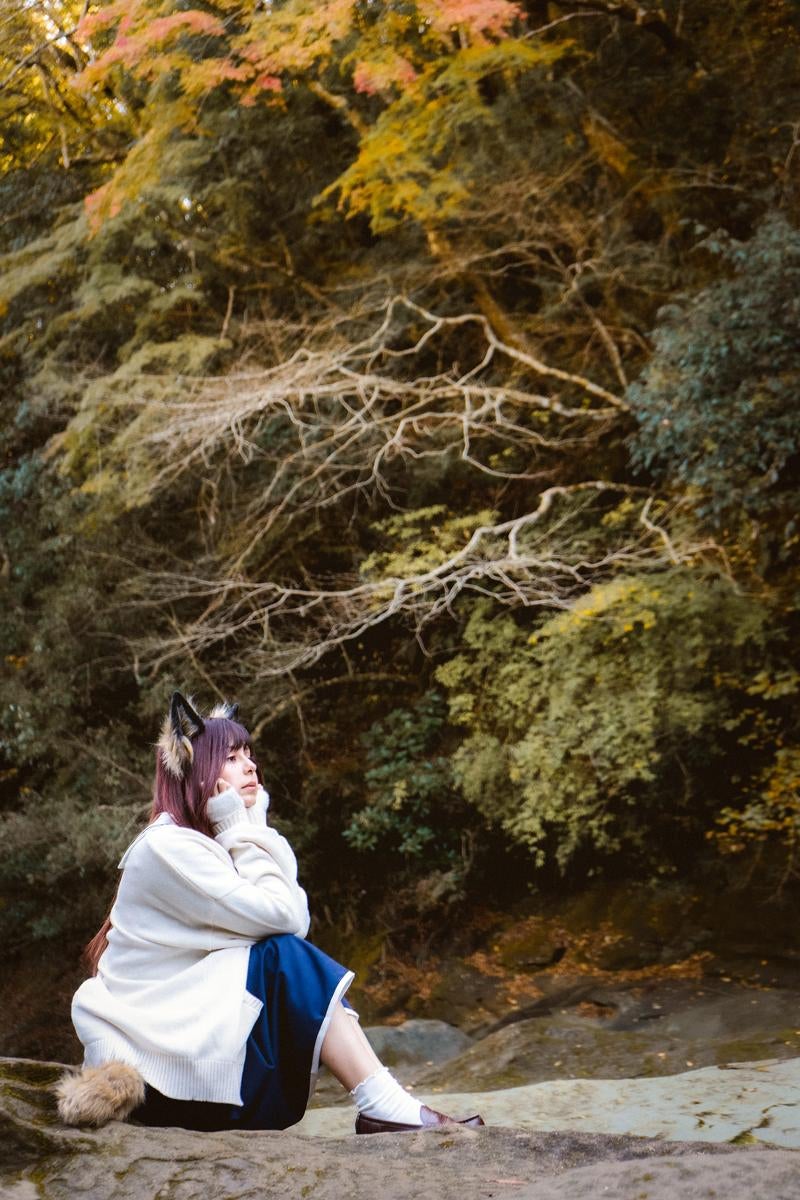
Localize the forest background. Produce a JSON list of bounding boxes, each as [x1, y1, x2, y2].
[[1, 0, 799, 1050]]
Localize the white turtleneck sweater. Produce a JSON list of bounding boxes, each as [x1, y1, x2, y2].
[[71, 786, 312, 1106]]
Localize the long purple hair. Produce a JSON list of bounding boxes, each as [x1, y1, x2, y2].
[[84, 716, 256, 975]]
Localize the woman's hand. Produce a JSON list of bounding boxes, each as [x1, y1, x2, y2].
[[206, 785, 249, 832], [215, 778, 256, 808], [245, 785, 270, 827]]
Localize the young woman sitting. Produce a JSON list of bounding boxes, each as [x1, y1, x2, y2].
[[58, 693, 484, 1135]]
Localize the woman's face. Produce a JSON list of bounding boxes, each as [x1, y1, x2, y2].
[[217, 744, 259, 806]]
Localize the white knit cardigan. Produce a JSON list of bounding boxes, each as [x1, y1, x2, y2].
[[71, 787, 313, 1106]]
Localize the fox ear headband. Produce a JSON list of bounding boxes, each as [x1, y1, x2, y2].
[[158, 691, 240, 778]]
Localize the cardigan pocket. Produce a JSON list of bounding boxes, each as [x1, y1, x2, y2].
[[237, 989, 263, 1048]]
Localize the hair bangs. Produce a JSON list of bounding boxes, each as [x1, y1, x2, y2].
[[205, 715, 253, 755]]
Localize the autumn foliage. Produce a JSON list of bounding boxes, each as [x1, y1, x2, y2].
[[1, 0, 799, 962]]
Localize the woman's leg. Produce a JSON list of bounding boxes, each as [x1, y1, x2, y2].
[[320, 1004, 423, 1125], [319, 1002, 383, 1090]]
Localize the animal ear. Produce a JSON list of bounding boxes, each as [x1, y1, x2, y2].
[[208, 701, 240, 721], [158, 692, 205, 777]]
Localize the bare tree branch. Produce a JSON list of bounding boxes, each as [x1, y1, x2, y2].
[[104, 295, 629, 564], [72, 297, 724, 680], [126, 488, 723, 678]]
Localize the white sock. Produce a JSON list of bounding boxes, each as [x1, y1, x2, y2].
[[351, 1066, 423, 1125]]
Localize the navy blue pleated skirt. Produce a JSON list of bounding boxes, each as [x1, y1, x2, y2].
[[133, 935, 354, 1131]]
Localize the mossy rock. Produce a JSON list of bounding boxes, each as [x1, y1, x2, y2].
[[0, 1056, 95, 1166], [2, 1056, 797, 1199]]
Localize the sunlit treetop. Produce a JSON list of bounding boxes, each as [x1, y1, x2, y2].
[[76, 0, 526, 96], [0, 0, 129, 176], [69, 0, 562, 231]]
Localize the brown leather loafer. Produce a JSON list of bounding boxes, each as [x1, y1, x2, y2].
[[355, 1104, 485, 1134]]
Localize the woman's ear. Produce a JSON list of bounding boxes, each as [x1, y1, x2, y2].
[[158, 692, 205, 777]]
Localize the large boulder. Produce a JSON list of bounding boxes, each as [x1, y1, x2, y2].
[[402, 978, 800, 1094], [2, 1058, 799, 1200], [363, 1019, 474, 1066]]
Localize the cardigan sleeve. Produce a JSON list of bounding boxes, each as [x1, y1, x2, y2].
[[213, 822, 310, 940], [209, 788, 310, 938], [141, 820, 310, 942]]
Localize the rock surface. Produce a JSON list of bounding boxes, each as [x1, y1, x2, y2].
[[3, 1057, 799, 1200], [298, 1057, 800, 1146]]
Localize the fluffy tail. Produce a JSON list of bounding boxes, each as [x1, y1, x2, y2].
[[55, 1062, 146, 1127]]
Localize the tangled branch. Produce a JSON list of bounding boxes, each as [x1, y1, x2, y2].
[[130, 486, 723, 677], [97, 296, 725, 677], [113, 296, 627, 553]]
